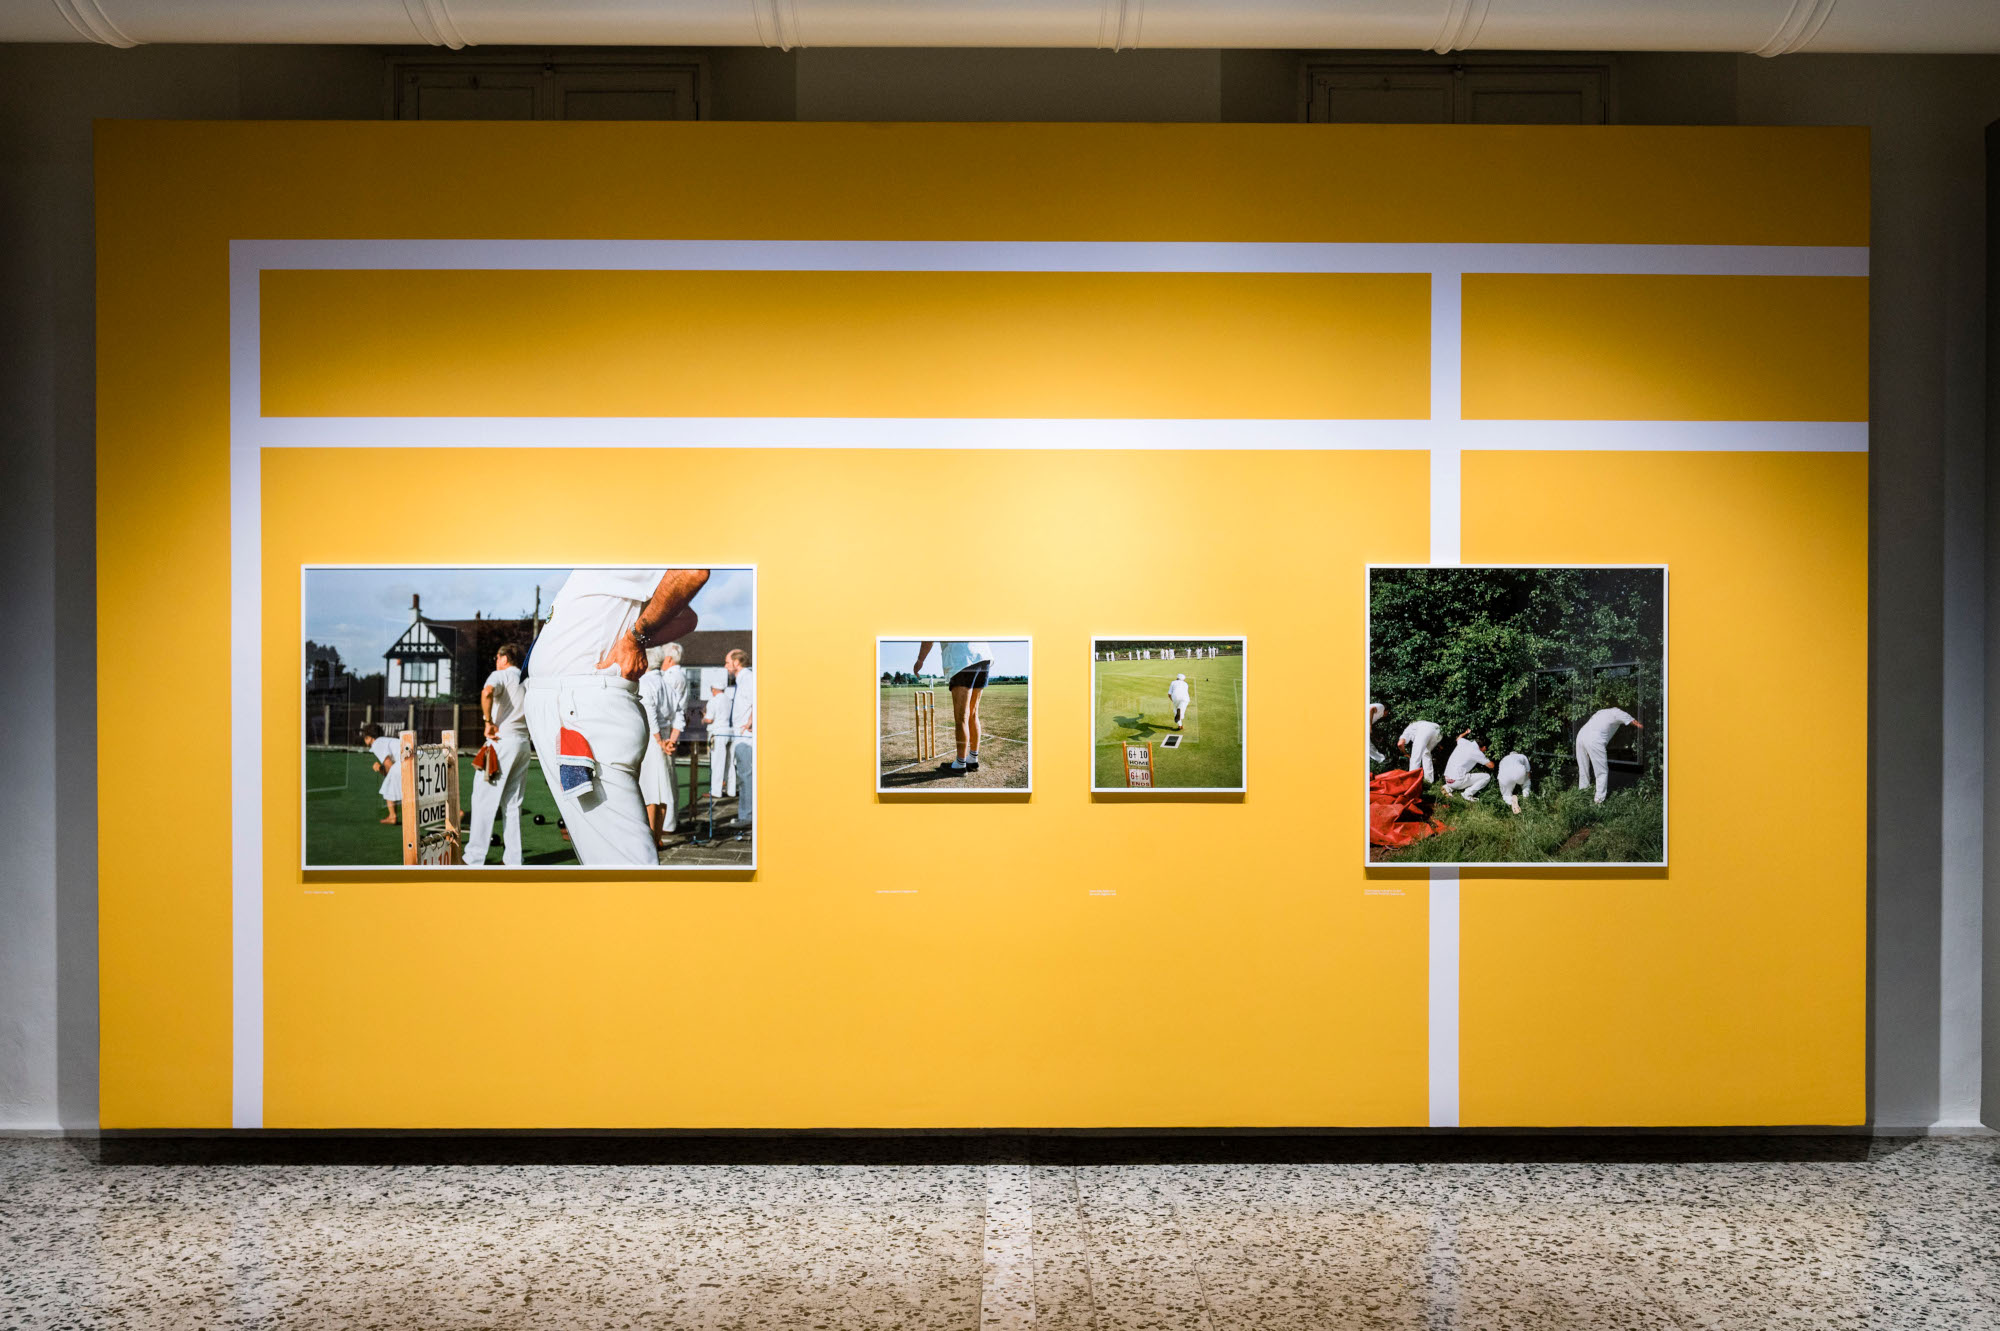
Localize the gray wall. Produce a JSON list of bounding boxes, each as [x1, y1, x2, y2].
[[0, 43, 1991, 1132]]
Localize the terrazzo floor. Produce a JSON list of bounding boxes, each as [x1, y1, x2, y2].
[[2, 1135, 1996, 1329]]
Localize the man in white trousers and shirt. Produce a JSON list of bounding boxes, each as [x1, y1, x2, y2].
[[703, 674, 737, 800], [1397, 719, 1444, 782], [1441, 732, 1493, 802], [465, 643, 531, 866], [638, 642, 691, 846], [1575, 706, 1642, 803], [724, 648, 754, 827], [526, 567, 707, 867], [1167, 673, 1191, 729]]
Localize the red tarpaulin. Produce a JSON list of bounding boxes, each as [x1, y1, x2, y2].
[[1369, 767, 1445, 849]]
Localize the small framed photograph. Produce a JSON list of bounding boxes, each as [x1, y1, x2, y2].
[[1091, 638, 1247, 792], [876, 638, 1032, 792], [1366, 565, 1666, 867]]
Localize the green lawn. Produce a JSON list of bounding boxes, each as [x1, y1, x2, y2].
[[1093, 655, 1244, 790], [1370, 781, 1665, 864], [305, 747, 711, 867]]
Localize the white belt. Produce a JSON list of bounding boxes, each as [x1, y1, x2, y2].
[[528, 674, 640, 694]]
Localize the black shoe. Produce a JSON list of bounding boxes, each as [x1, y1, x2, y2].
[[966, 756, 981, 771], [938, 761, 967, 776]]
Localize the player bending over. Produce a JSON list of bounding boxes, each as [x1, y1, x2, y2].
[[1397, 719, 1444, 783], [1575, 705, 1642, 804], [1441, 731, 1494, 802], [360, 722, 401, 825], [1497, 752, 1532, 813]]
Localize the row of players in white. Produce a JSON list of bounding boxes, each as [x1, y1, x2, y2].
[[376, 569, 749, 868], [1366, 703, 1643, 810]]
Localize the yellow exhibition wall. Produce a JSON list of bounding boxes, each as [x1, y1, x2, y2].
[[98, 121, 1867, 1128]]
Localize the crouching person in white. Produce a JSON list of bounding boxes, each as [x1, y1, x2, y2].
[[1441, 731, 1493, 801], [526, 568, 707, 867], [1575, 705, 1642, 804], [1497, 752, 1531, 813], [465, 642, 531, 866]]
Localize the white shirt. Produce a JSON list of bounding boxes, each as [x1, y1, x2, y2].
[[1167, 679, 1190, 706], [702, 691, 729, 736], [368, 735, 399, 767], [1443, 736, 1490, 783], [484, 665, 528, 738], [1580, 707, 1636, 747], [1399, 720, 1442, 751], [531, 568, 666, 678], [641, 664, 690, 738], [939, 641, 993, 677]]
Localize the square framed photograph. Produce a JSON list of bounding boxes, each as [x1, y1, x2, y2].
[[1091, 638, 1247, 792], [1365, 565, 1666, 867], [876, 638, 1032, 792], [303, 564, 755, 870]]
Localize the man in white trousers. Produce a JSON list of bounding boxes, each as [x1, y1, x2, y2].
[[703, 673, 737, 801], [464, 642, 530, 866], [724, 648, 754, 828], [525, 568, 707, 867], [1167, 673, 1191, 730], [1575, 705, 1642, 803], [1441, 731, 1493, 802], [1367, 702, 1386, 762], [638, 642, 691, 848], [1397, 719, 1444, 782], [1497, 752, 1532, 813]]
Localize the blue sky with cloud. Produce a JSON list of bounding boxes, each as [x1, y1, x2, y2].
[[305, 566, 754, 673]]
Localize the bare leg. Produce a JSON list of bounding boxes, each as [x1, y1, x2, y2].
[[950, 684, 971, 761], [381, 801, 398, 824], [966, 686, 984, 755]]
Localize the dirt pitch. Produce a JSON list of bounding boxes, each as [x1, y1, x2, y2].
[[878, 683, 1031, 791]]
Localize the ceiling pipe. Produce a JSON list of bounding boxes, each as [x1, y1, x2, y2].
[[12, 0, 1998, 52]]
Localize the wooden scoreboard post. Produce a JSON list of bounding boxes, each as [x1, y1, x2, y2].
[[399, 727, 463, 866], [1122, 742, 1154, 788]]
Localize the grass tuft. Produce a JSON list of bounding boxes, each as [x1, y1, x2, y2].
[[1372, 782, 1663, 864]]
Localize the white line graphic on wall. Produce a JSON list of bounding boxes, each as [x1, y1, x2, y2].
[[226, 236, 1870, 1128]]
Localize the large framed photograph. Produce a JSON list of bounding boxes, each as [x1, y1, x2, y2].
[[304, 564, 756, 870], [1366, 565, 1666, 867], [1091, 637, 1247, 792], [876, 638, 1032, 792]]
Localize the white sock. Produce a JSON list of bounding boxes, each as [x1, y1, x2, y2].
[[952, 759, 967, 769]]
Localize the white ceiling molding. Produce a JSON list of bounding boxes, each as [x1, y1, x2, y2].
[[1431, 0, 1492, 55], [1753, 0, 1841, 57], [1099, 0, 1143, 51], [15, 0, 1998, 52], [50, 0, 139, 45], [402, 0, 470, 50]]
